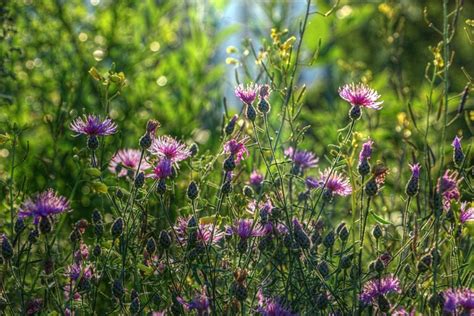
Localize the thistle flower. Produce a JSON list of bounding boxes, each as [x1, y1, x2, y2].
[[360, 275, 401, 305], [109, 149, 151, 177], [452, 136, 465, 166], [146, 119, 160, 136], [256, 290, 295, 316], [284, 147, 319, 173], [66, 263, 93, 282], [249, 170, 264, 187], [149, 136, 191, 163], [437, 170, 462, 210], [442, 288, 474, 313], [224, 137, 249, 164], [176, 287, 210, 315], [70, 115, 118, 137], [338, 83, 383, 110], [460, 202, 474, 224], [150, 159, 173, 180], [317, 168, 352, 197], [174, 217, 224, 247], [235, 83, 259, 105], [359, 139, 374, 161], [406, 163, 421, 197], [233, 219, 265, 240], [18, 189, 70, 224]]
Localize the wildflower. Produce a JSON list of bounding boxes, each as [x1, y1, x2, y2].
[[452, 136, 465, 166], [256, 290, 295, 316], [285, 147, 319, 173], [360, 275, 401, 305], [442, 288, 474, 313], [140, 119, 161, 149], [18, 189, 70, 224], [233, 219, 265, 240], [224, 137, 249, 164], [70, 115, 118, 137], [317, 168, 352, 198], [174, 217, 224, 247], [460, 202, 474, 224], [150, 159, 173, 180], [66, 263, 93, 282], [225, 114, 239, 135], [235, 83, 259, 105], [149, 136, 191, 163], [109, 149, 151, 177], [358, 139, 374, 176], [437, 170, 462, 210], [257, 84, 271, 114], [176, 287, 210, 314], [405, 163, 421, 197], [338, 83, 383, 110], [249, 170, 264, 188]]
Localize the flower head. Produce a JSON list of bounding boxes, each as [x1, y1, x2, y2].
[[66, 263, 93, 281], [174, 217, 224, 247], [235, 83, 259, 104], [233, 219, 265, 240], [452, 136, 462, 151], [224, 137, 249, 164], [359, 139, 374, 161], [109, 149, 151, 177], [150, 159, 173, 179], [19, 189, 70, 224], [250, 170, 264, 187], [70, 115, 117, 136], [318, 168, 352, 196], [437, 170, 462, 210], [259, 84, 271, 99], [256, 290, 295, 316], [285, 147, 319, 171], [177, 287, 210, 314], [146, 119, 160, 136], [360, 275, 401, 304], [460, 202, 474, 224], [338, 83, 383, 109], [409, 163, 421, 179], [149, 136, 190, 163], [443, 288, 474, 313]]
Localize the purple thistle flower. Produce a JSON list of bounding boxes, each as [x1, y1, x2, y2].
[[443, 289, 458, 313], [305, 176, 320, 190], [177, 287, 210, 314], [338, 83, 383, 109], [150, 159, 173, 179], [224, 137, 249, 164], [149, 136, 191, 163], [235, 83, 259, 104], [256, 290, 295, 316], [233, 219, 265, 240], [174, 217, 224, 247], [318, 168, 352, 196], [18, 189, 70, 224], [284, 147, 319, 171], [458, 288, 474, 311], [360, 275, 401, 304], [250, 170, 264, 187], [146, 119, 160, 135], [247, 198, 273, 216], [460, 202, 474, 224], [452, 136, 462, 151], [70, 115, 117, 136], [359, 139, 374, 162], [109, 149, 151, 177], [409, 163, 421, 179], [66, 263, 93, 281], [437, 170, 462, 210], [259, 84, 271, 99]]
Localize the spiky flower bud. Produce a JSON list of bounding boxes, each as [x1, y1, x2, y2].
[[146, 237, 157, 255], [317, 260, 330, 278], [112, 279, 124, 300], [231, 282, 248, 301], [349, 105, 361, 120], [1, 235, 13, 260], [358, 159, 371, 176], [139, 133, 152, 149], [237, 239, 248, 253], [116, 188, 124, 199], [242, 185, 254, 198], [375, 258, 385, 273], [159, 230, 172, 249], [28, 229, 39, 244], [406, 163, 421, 197], [340, 254, 352, 269], [294, 226, 311, 250], [189, 143, 199, 157], [246, 104, 257, 121], [69, 229, 81, 244], [316, 293, 329, 309], [130, 297, 140, 314], [14, 218, 25, 235], [365, 177, 378, 196], [258, 235, 273, 252], [336, 223, 349, 241], [452, 136, 464, 167], [223, 155, 236, 172], [225, 115, 238, 135], [417, 254, 432, 273], [92, 209, 103, 224], [311, 231, 322, 247], [187, 181, 199, 200], [257, 98, 270, 114], [94, 224, 104, 238], [377, 295, 391, 313], [221, 181, 233, 195], [323, 230, 335, 249], [156, 178, 167, 195], [372, 225, 383, 239], [111, 217, 124, 239], [87, 135, 99, 150], [134, 172, 145, 188], [93, 244, 102, 257], [39, 216, 52, 234]]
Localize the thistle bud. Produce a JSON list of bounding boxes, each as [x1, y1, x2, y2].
[[1, 235, 13, 260], [375, 258, 385, 273], [365, 177, 378, 197], [28, 229, 39, 244], [93, 244, 102, 257], [159, 230, 172, 249], [39, 216, 52, 234], [336, 223, 349, 241], [146, 237, 157, 255], [92, 209, 103, 224], [87, 135, 99, 150], [225, 115, 238, 135], [69, 229, 81, 244], [134, 172, 145, 188], [340, 254, 352, 269], [111, 217, 124, 239], [452, 136, 464, 167], [316, 293, 329, 309], [242, 185, 254, 198], [349, 105, 362, 120], [156, 178, 167, 195], [14, 218, 25, 235], [223, 155, 236, 172], [377, 295, 391, 313], [112, 279, 124, 300], [130, 297, 140, 314], [231, 282, 248, 301], [317, 260, 330, 278], [257, 98, 270, 114], [189, 143, 199, 157], [237, 239, 248, 253], [246, 104, 257, 121], [372, 225, 383, 239], [139, 133, 152, 149], [406, 163, 421, 197], [221, 181, 233, 195], [187, 181, 199, 200], [323, 230, 335, 249], [358, 159, 371, 177]]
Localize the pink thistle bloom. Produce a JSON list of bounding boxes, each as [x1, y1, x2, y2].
[[66, 263, 94, 282], [18, 189, 70, 224], [360, 275, 401, 304], [249, 170, 264, 187], [247, 198, 273, 216], [149, 136, 191, 163], [460, 202, 474, 224], [177, 287, 210, 314], [233, 219, 265, 240], [174, 217, 224, 247], [150, 159, 173, 179], [437, 170, 462, 210], [224, 137, 249, 164], [443, 288, 474, 313], [70, 115, 117, 136], [452, 136, 462, 151], [359, 139, 374, 161], [317, 168, 352, 196], [109, 149, 151, 177], [284, 147, 319, 171], [235, 83, 259, 104], [256, 289, 295, 316], [338, 82, 383, 109]]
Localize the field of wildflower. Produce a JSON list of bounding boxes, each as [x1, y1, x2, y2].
[[0, 0, 473, 315]]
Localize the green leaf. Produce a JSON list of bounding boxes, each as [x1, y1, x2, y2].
[[91, 181, 108, 194], [85, 168, 102, 177], [369, 211, 392, 225]]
